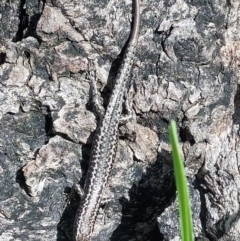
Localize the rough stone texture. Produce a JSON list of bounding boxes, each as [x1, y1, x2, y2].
[[0, 0, 240, 241]]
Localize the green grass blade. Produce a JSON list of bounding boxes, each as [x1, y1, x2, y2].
[[169, 120, 194, 241]]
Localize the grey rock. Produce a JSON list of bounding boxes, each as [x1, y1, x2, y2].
[[1, 0, 240, 240]]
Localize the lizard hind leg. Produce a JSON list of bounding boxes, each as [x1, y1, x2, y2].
[[63, 181, 84, 210], [119, 81, 134, 124], [88, 60, 105, 119], [72, 182, 84, 198]]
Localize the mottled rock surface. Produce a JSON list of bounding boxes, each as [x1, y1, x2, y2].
[[0, 0, 240, 240]]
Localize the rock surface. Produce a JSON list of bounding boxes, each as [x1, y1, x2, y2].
[[0, 0, 240, 240]]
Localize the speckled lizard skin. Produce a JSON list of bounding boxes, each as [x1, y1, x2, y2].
[[73, 1, 140, 240]]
